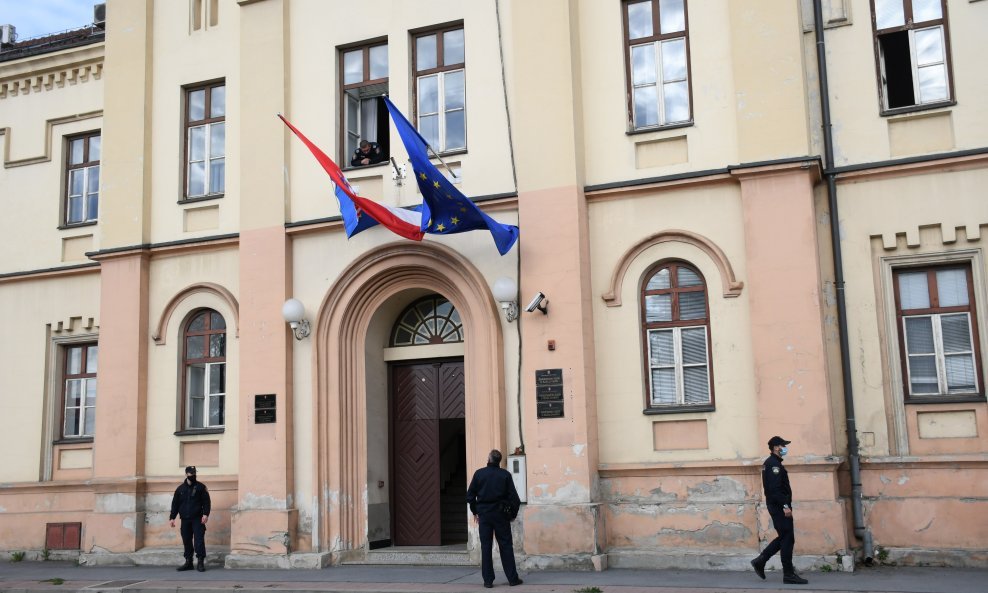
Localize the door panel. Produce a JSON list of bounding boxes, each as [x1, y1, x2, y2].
[[392, 364, 441, 545], [438, 361, 465, 419]]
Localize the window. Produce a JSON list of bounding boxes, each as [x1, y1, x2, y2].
[[341, 40, 390, 167], [872, 0, 952, 111], [184, 82, 225, 199], [894, 265, 983, 400], [390, 295, 463, 346], [622, 0, 691, 130], [62, 344, 97, 438], [183, 310, 226, 429], [413, 25, 465, 153], [641, 262, 712, 410], [64, 133, 100, 225]]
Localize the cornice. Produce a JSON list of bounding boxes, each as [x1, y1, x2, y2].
[[0, 44, 104, 100]]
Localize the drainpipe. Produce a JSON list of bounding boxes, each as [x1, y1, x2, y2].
[[812, 0, 874, 565]]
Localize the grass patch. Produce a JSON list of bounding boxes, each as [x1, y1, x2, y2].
[[10, 551, 25, 562], [820, 564, 833, 572], [41, 578, 65, 585], [574, 587, 603, 593]]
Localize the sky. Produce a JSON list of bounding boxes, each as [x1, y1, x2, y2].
[[0, 0, 98, 41]]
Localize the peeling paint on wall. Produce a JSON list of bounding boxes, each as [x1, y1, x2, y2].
[[530, 480, 590, 504], [240, 492, 288, 511], [95, 493, 137, 513], [686, 477, 748, 502]]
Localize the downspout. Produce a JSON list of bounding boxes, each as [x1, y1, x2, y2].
[[812, 0, 874, 565]]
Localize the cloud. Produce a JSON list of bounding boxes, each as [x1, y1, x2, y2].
[[0, 0, 97, 41]]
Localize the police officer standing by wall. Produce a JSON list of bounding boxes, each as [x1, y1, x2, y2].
[[466, 449, 523, 589], [169, 466, 211, 572], [751, 436, 809, 585]]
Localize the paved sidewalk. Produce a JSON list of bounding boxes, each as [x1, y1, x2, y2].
[[0, 562, 985, 593]]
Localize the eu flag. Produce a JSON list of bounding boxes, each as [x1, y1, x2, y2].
[[383, 97, 519, 255]]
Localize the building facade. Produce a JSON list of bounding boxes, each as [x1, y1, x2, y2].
[[1, 0, 986, 570]]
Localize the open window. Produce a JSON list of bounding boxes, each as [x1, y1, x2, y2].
[[872, 0, 953, 112], [341, 41, 390, 168]]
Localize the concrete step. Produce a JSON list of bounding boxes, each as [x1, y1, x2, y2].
[[345, 546, 475, 566]]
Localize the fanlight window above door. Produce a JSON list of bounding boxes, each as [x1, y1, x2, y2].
[[391, 296, 463, 346]]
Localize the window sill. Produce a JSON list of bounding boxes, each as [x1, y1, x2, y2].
[[174, 428, 225, 436], [880, 101, 956, 118], [343, 161, 391, 173], [53, 437, 94, 445], [904, 395, 985, 405], [179, 194, 224, 205], [627, 121, 694, 136], [57, 221, 98, 231], [643, 404, 715, 415]]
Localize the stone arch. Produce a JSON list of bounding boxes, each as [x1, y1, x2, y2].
[[152, 282, 239, 345], [601, 229, 744, 306], [311, 241, 506, 555]]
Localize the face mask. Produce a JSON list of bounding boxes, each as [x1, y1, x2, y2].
[[187, 474, 197, 483], [779, 447, 789, 457]]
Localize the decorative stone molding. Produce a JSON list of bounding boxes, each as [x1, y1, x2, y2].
[[601, 229, 744, 307], [312, 241, 506, 556], [152, 282, 240, 345], [1, 110, 102, 168]]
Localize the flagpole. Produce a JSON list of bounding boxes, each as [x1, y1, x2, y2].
[[427, 144, 459, 180]]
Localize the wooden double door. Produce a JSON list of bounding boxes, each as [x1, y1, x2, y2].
[[391, 360, 466, 546]]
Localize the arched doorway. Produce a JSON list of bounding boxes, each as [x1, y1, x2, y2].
[[312, 242, 506, 561]]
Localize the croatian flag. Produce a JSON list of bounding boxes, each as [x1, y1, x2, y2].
[[278, 115, 423, 241]]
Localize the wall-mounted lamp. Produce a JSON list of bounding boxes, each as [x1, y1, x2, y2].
[[281, 298, 310, 340], [492, 276, 519, 323]]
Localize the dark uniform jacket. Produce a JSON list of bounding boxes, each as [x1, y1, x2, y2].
[[761, 453, 792, 508], [350, 142, 385, 166], [466, 462, 521, 519], [170, 480, 211, 520]]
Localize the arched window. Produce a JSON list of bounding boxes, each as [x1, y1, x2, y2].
[[390, 295, 463, 346], [183, 309, 226, 429], [641, 262, 713, 410]]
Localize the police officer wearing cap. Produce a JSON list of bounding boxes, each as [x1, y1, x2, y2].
[[169, 466, 211, 572], [751, 436, 808, 585]]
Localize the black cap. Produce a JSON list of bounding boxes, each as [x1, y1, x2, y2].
[[767, 436, 791, 449], [185, 466, 197, 474]]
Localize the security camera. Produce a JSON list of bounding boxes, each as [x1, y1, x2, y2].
[[525, 292, 548, 315]]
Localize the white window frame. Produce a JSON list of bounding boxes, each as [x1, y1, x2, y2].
[[647, 325, 710, 406], [902, 312, 979, 396], [62, 344, 98, 438], [416, 69, 466, 153], [186, 121, 225, 198], [630, 38, 689, 129], [186, 361, 226, 429]]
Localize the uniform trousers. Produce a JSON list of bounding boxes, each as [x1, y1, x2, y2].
[[478, 510, 520, 585], [179, 518, 207, 561], [761, 504, 795, 571]]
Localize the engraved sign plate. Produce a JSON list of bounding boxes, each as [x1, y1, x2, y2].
[[535, 369, 564, 419], [254, 394, 277, 424]]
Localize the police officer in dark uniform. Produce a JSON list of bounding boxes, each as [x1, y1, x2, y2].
[[751, 436, 808, 584], [169, 466, 211, 572], [466, 449, 523, 588], [350, 139, 385, 167]]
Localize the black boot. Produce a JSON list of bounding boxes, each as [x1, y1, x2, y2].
[[750, 555, 766, 580], [176, 559, 194, 571], [783, 570, 808, 584], [196, 558, 206, 572]]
